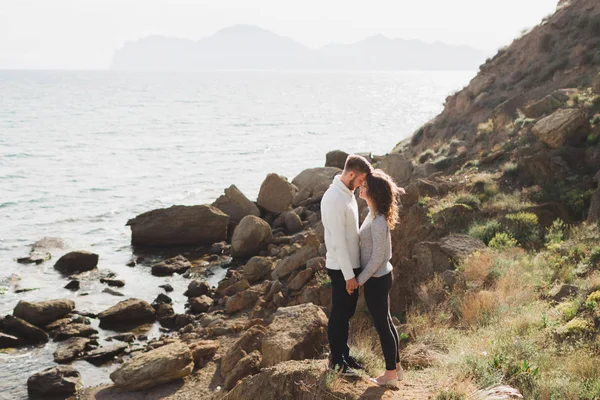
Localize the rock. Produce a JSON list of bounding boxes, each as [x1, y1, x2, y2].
[[587, 188, 600, 224], [593, 72, 600, 94], [54, 323, 98, 341], [151, 254, 192, 276], [224, 350, 262, 390], [306, 257, 325, 272], [13, 299, 75, 327], [442, 270, 466, 290], [188, 339, 219, 364], [438, 234, 486, 259], [83, 343, 128, 365], [18, 237, 67, 264], [3, 315, 49, 344], [273, 292, 286, 308], [155, 303, 174, 320], [532, 108, 588, 149], [242, 257, 273, 283], [110, 341, 194, 391], [98, 298, 155, 328], [257, 173, 297, 214], [261, 303, 328, 367], [65, 280, 80, 290], [103, 288, 124, 296], [27, 366, 82, 397], [159, 283, 174, 293], [54, 251, 98, 275], [190, 295, 214, 314], [108, 333, 136, 343], [325, 150, 349, 169], [265, 280, 284, 302], [53, 337, 93, 363], [549, 284, 579, 301], [283, 211, 303, 234], [0, 332, 23, 349], [152, 293, 173, 306], [221, 325, 267, 376], [126, 205, 229, 247], [221, 279, 251, 297], [378, 153, 414, 186], [185, 280, 210, 298], [287, 268, 314, 291], [272, 244, 319, 280], [231, 216, 273, 258], [213, 185, 261, 223], [521, 151, 569, 184], [100, 278, 125, 287], [523, 90, 569, 118], [291, 167, 341, 197], [226, 289, 261, 314]]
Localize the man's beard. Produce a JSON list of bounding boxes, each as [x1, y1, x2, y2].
[[348, 176, 359, 191]]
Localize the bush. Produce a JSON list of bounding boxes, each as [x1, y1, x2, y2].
[[469, 220, 504, 244], [590, 247, 600, 267], [489, 232, 518, 249], [545, 219, 567, 248], [454, 193, 481, 210], [504, 212, 540, 246], [502, 162, 519, 177]]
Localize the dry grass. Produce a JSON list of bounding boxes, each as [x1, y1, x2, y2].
[[458, 290, 499, 328], [462, 251, 494, 288], [483, 192, 533, 212]]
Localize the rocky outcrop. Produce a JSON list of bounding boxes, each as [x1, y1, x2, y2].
[[287, 268, 314, 291], [2, 315, 49, 344], [532, 108, 588, 149], [242, 257, 273, 283], [325, 150, 349, 169], [261, 303, 328, 367], [13, 299, 75, 327], [291, 167, 341, 198], [188, 339, 219, 364], [213, 185, 261, 223], [127, 205, 229, 247], [522, 90, 569, 118], [54, 251, 98, 275], [231, 216, 273, 258], [223, 350, 262, 390], [226, 289, 261, 314], [257, 174, 297, 214], [109, 341, 194, 391], [97, 299, 155, 328], [377, 153, 414, 186], [413, 234, 485, 276], [151, 255, 192, 276], [27, 366, 82, 397], [271, 241, 319, 280], [221, 325, 267, 377]]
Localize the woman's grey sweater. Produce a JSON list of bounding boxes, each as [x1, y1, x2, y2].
[[357, 211, 393, 286]]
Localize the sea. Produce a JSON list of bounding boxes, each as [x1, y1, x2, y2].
[[0, 69, 474, 399]]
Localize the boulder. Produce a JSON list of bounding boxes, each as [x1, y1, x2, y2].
[[189, 295, 214, 314], [231, 216, 273, 258], [18, 237, 67, 264], [325, 150, 349, 169], [284, 211, 303, 234], [377, 154, 414, 186], [272, 244, 319, 280], [126, 205, 229, 247], [109, 341, 194, 391], [257, 173, 297, 214], [53, 337, 93, 363], [521, 152, 569, 184], [185, 280, 211, 298], [27, 366, 82, 397], [220, 279, 250, 297], [100, 278, 125, 287], [103, 288, 125, 297], [261, 303, 328, 367], [83, 343, 128, 366], [188, 339, 220, 364], [523, 90, 569, 118], [13, 299, 75, 327], [2, 315, 49, 344], [151, 254, 192, 276], [226, 290, 261, 314], [0, 332, 23, 349], [549, 284, 579, 301], [224, 351, 262, 390], [438, 234, 486, 259], [64, 280, 80, 291], [108, 333, 136, 343], [97, 298, 155, 328], [291, 167, 341, 198], [242, 257, 273, 283], [221, 325, 267, 376], [532, 108, 588, 149], [54, 323, 98, 341], [287, 268, 314, 291], [213, 185, 261, 223], [54, 251, 98, 275]]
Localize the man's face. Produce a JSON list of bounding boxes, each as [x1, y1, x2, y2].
[[348, 172, 367, 191]]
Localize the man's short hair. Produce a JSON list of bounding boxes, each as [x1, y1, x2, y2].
[[344, 154, 373, 175]]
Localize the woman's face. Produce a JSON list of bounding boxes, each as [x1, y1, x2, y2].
[[359, 180, 369, 201]]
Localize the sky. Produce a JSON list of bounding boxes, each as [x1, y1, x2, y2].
[[0, 0, 559, 69]]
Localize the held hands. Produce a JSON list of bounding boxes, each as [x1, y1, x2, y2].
[[346, 277, 358, 295]]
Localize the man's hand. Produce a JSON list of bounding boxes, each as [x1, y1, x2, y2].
[[346, 277, 358, 294]]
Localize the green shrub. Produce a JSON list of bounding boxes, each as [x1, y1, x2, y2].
[[504, 212, 540, 246], [469, 220, 504, 244], [489, 232, 518, 249], [590, 247, 600, 268], [588, 134, 600, 146], [502, 162, 519, 177], [454, 193, 481, 210], [545, 219, 567, 248]]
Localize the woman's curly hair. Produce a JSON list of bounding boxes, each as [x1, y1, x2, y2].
[[365, 169, 405, 230]]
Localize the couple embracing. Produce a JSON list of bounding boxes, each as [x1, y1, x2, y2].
[[321, 154, 404, 388]]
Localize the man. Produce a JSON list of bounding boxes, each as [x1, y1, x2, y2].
[[320, 154, 373, 375]]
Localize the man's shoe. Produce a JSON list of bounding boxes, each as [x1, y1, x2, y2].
[[344, 355, 365, 371], [328, 361, 359, 377]]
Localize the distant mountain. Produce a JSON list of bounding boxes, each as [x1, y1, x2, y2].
[[110, 24, 487, 71]]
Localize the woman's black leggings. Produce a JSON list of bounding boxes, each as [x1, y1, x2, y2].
[[363, 272, 400, 371]]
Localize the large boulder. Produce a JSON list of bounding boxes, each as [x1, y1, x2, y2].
[[532, 108, 588, 149], [13, 299, 75, 327], [522, 90, 569, 118], [272, 243, 319, 280], [226, 289, 261, 314], [151, 254, 192, 276], [27, 366, 82, 397], [221, 325, 267, 376], [188, 339, 220, 364], [0, 332, 23, 349], [242, 257, 273, 283], [126, 205, 229, 247], [109, 341, 194, 391], [53, 337, 93, 363], [287, 268, 314, 291], [53, 323, 98, 341], [97, 299, 155, 328], [257, 174, 297, 214], [184, 280, 210, 298], [54, 251, 98, 275], [231, 216, 273, 258], [325, 150, 349, 169], [377, 154, 414, 186], [2, 315, 49, 344], [189, 295, 214, 314], [213, 185, 261, 223], [291, 167, 341, 198], [261, 303, 328, 367], [413, 234, 485, 276], [224, 350, 262, 390]]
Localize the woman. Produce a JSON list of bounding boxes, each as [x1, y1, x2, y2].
[[356, 169, 404, 387]]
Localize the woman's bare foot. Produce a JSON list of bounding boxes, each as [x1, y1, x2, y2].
[[371, 370, 398, 386], [396, 363, 404, 380]]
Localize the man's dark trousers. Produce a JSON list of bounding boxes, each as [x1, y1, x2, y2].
[[327, 267, 361, 365]]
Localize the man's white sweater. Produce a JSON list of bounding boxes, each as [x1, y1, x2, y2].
[[320, 175, 361, 281]]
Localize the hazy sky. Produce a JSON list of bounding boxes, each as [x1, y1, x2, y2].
[[1, 0, 559, 69]]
